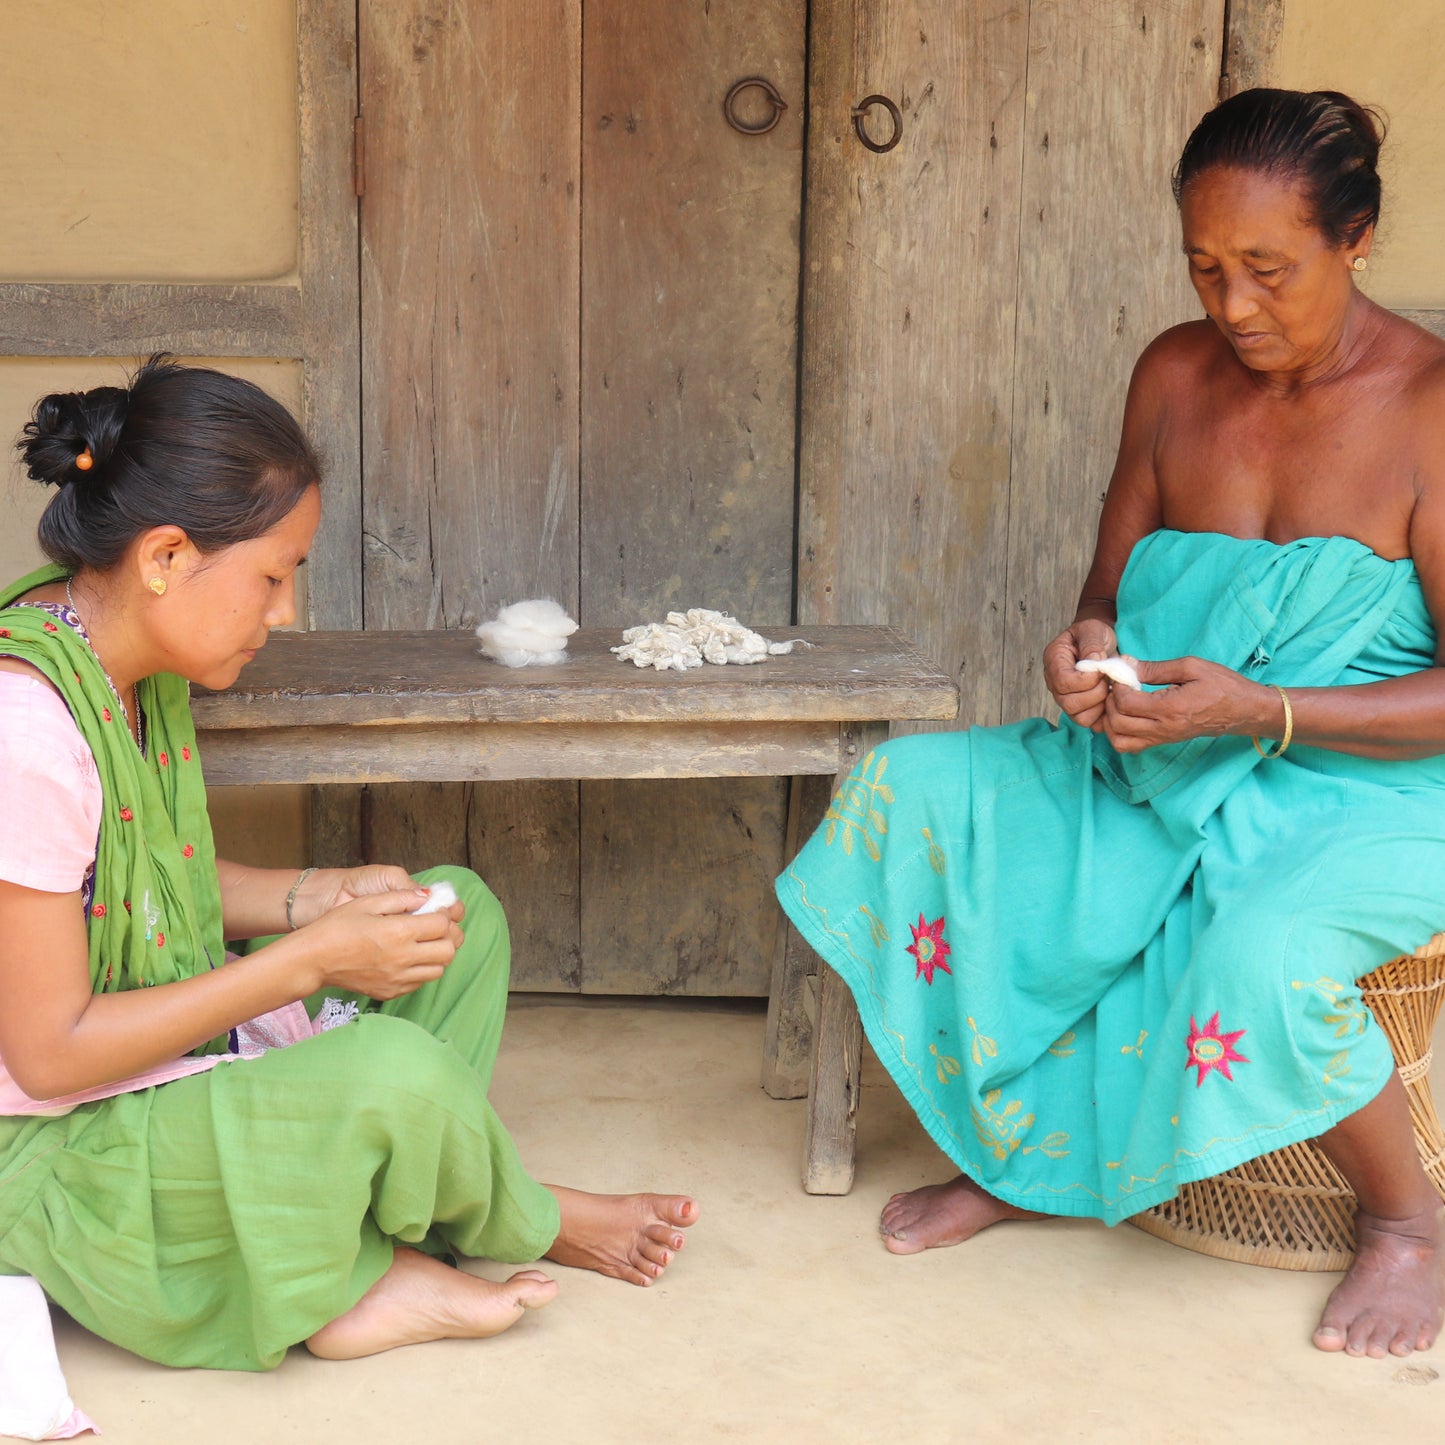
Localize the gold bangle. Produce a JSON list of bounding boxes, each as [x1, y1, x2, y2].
[[285, 866, 317, 931], [1251, 685, 1293, 759]]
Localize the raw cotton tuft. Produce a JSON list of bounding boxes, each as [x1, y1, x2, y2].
[[476, 598, 579, 667], [612, 608, 802, 672]]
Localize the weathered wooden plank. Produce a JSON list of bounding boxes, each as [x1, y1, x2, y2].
[[1001, 2, 1225, 724], [1220, 0, 1283, 98], [762, 773, 832, 1096], [309, 785, 365, 870], [357, 0, 582, 984], [298, 0, 365, 874], [0, 282, 301, 357], [579, 2, 804, 623], [801, 962, 865, 1193], [796, 1, 1029, 731], [192, 626, 959, 728], [579, 776, 789, 996], [359, 0, 580, 630], [577, 0, 807, 997], [195, 720, 847, 786], [465, 782, 582, 991], [299, 0, 363, 632]]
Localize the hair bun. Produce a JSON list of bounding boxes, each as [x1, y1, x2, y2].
[[17, 384, 130, 490]]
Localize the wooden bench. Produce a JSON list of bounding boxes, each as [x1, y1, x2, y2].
[[192, 624, 959, 1191]]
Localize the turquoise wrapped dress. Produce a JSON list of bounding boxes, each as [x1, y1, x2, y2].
[[776, 530, 1445, 1221]]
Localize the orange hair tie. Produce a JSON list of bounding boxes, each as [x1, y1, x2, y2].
[[75, 449, 94, 471]]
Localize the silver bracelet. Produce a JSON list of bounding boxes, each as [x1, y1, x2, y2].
[[285, 866, 317, 932]]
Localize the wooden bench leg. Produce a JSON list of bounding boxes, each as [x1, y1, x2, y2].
[[803, 959, 864, 1193], [762, 775, 832, 1099], [795, 720, 885, 1192]]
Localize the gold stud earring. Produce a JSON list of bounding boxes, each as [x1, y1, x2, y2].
[[1351, 256, 1368, 272], [148, 577, 167, 597]]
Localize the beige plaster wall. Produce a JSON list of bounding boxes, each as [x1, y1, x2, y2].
[[1277, 2, 1445, 309], [0, 0, 299, 282]]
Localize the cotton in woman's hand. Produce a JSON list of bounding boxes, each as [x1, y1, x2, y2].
[[413, 881, 459, 915], [1074, 655, 1142, 690]]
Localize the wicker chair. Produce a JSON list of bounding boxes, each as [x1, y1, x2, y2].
[[1130, 935, 1445, 1271]]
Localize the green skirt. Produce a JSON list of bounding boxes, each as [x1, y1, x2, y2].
[[0, 866, 560, 1370]]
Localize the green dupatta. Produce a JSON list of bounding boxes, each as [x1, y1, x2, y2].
[[0, 564, 229, 1053]]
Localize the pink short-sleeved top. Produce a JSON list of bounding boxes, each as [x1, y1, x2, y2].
[[0, 668, 283, 1114]]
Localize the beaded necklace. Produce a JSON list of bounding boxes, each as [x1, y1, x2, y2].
[[63, 576, 146, 757]]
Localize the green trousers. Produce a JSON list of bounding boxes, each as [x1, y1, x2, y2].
[[0, 866, 560, 1370]]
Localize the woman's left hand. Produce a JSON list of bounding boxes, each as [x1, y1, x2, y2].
[[1102, 655, 1275, 753], [295, 865, 432, 927]]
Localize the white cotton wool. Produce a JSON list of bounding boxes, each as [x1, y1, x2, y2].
[[413, 880, 459, 915], [476, 598, 578, 667], [1075, 655, 1142, 689], [612, 608, 801, 671]]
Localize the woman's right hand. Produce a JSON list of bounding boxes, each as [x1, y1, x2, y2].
[[1044, 618, 1119, 729], [297, 890, 464, 1000]]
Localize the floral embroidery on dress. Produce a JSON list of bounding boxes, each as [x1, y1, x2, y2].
[[906, 913, 952, 983], [315, 997, 361, 1031], [970, 1089, 1071, 1161], [1290, 976, 1369, 1038], [964, 1014, 997, 1066], [1185, 1012, 1249, 1086], [823, 750, 893, 860], [859, 903, 889, 946], [928, 1042, 962, 1084]]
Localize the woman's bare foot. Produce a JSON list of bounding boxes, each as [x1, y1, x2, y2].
[[880, 1173, 1047, 1255], [305, 1247, 557, 1360], [1313, 1206, 1445, 1358], [544, 1186, 700, 1286]]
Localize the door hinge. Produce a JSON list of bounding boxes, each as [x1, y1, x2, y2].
[[352, 114, 366, 198]]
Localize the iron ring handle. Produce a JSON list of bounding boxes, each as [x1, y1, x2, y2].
[[852, 93, 903, 153], [723, 77, 788, 136]]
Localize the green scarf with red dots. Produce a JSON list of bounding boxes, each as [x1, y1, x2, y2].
[[0, 564, 230, 1053]]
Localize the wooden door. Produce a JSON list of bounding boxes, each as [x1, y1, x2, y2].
[[800, 0, 1226, 728], [357, 0, 805, 991], [353, 0, 1258, 998]]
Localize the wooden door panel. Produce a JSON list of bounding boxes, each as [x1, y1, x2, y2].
[[1001, 0, 1224, 722], [358, 0, 583, 988], [578, 0, 807, 994], [797, 1, 1031, 730]]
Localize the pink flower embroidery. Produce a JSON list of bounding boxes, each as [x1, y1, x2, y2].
[[118, 807, 133, 822], [906, 914, 953, 984], [159, 752, 169, 766], [182, 844, 194, 858], [92, 903, 106, 918], [1185, 1013, 1249, 1087], [181, 746, 191, 761], [102, 707, 112, 723]]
